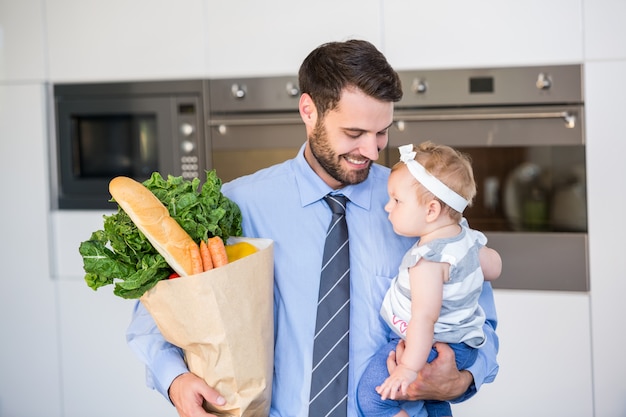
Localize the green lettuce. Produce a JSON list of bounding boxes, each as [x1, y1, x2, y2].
[[79, 170, 242, 299]]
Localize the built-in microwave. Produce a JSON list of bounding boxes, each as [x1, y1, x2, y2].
[[51, 80, 210, 209]]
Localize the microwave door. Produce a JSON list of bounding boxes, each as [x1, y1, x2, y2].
[[56, 97, 173, 209]]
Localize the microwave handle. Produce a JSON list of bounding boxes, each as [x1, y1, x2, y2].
[[395, 111, 576, 129]]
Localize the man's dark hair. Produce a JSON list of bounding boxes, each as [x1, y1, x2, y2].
[[298, 39, 403, 116]]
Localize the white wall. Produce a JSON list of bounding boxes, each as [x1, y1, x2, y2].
[[1, 0, 625, 416]]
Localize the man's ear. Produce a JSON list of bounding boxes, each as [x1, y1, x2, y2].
[[299, 93, 317, 128]]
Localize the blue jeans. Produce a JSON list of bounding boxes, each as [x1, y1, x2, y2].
[[356, 338, 478, 417]]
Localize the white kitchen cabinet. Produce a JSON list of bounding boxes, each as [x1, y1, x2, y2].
[[50, 210, 175, 416], [585, 60, 626, 417], [50, 210, 115, 279], [455, 290, 593, 417], [45, 0, 210, 82], [583, 0, 626, 61], [204, 0, 382, 77], [0, 84, 62, 417], [382, 0, 584, 70], [56, 281, 177, 417], [0, 0, 47, 81]]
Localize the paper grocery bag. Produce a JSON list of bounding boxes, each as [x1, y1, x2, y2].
[[140, 237, 274, 417]]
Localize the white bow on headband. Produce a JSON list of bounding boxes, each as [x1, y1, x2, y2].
[[398, 144, 469, 213]]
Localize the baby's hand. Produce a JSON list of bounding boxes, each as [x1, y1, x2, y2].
[[376, 364, 419, 400]]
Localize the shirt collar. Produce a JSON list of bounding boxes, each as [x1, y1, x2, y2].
[[293, 143, 373, 211]]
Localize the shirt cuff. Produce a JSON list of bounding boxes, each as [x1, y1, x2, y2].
[[451, 374, 478, 403]]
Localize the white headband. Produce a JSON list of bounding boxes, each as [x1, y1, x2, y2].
[[398, 144, 469, 213]]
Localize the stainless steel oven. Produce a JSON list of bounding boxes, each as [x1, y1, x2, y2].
[[207, 76, 303, 182], [206, 65, 588, 292], [388, 64, 587, 291]]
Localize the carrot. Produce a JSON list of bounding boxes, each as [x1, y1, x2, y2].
[[190, 242, 204, 275], [200, 239, 213, 272], [208, 236, 229, 268]]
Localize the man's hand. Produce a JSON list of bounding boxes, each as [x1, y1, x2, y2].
[[169, 372, 226, 417], [386, 341, 473, 402]]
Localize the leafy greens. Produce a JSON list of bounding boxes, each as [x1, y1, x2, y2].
[[79, 171, 242, 299]]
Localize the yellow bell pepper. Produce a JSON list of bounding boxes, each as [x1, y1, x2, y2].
[[225, 241, 259, 263]]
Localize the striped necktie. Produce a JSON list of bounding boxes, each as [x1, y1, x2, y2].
[[309, 194, 350, 417]]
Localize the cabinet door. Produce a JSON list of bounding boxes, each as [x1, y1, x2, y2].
[[46, 0, 209, 81], [0, 84, 62, 417], [382, 0, 584, 70], [583, 0, 626, 60], [205, 0, 382, 77], [57, 282, 178, 417], [0, 0, 46, 81], [455, 290, 593, 417], [585, 60, 626, 417]]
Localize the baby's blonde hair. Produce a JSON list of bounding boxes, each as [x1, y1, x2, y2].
[[392, 141, 476, 222]]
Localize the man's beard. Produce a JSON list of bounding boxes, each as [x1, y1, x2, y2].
[[308, 121, 372, 186]]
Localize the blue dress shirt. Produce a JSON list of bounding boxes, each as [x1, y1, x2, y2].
[[126, 144, 499, 416]]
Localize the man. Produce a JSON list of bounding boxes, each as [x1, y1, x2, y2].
[[127, 39, 499, 417]]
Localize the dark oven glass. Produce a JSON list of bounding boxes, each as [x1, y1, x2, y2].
[[56, 97, 173, 209], [386, 105, 587, 233], [209, 113, 304, 182], [73, 114, 159, 178]]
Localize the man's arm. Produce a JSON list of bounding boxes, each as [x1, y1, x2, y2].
[[126, 301, 188, 399], [454, 282, 499, 400], [126, 301, 225, 416], [126, 300, 188, 398]]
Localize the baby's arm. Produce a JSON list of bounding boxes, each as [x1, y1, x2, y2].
[[377, 260, 446, 400], [479, 246, 502, 281], [461, 220, 502, 282]]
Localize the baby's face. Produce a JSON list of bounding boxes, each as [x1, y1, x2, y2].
[[385, 167, 428, 238]]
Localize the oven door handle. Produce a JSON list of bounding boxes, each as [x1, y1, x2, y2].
[[209, 117, 303, 127], [209, 117, 303, 135], [394, 111, 576, 129]]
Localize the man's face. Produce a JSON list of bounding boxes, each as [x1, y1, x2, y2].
[[306, 88, 394, 189]]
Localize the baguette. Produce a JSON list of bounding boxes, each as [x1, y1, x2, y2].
[[109, 176, 200, 277]]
